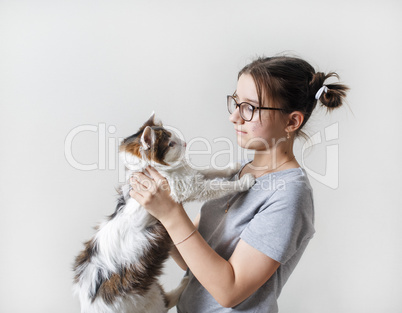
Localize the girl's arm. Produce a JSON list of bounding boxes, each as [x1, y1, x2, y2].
[[130, 167, 280, 308], [169, 213, 200, 271], [162, 206, 280, 308]]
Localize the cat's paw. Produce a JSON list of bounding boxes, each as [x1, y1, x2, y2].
[[239, 173, 256, 190], [226, 162, 242, 176]]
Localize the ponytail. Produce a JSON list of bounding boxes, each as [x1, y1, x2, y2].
[[310, 72, 349, 110]]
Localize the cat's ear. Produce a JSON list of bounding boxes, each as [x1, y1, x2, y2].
[[152, 111, 162, 126], [141, 126, 155, 150], [141, 111, 162, 130]]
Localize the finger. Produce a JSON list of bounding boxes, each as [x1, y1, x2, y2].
[[146, 166, 169, 190], [130, 188, 154, 208], [130, 181, 142, 195], [146, 166, 165, 182], [131, 173, 156, 193], [131, 178, 152, 195], [129, 189, 143, 202], [131, 172, 150, 184]]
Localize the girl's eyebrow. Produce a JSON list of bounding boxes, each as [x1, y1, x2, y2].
[[244, 97, 259, 104], [233, 92, 259, 104]]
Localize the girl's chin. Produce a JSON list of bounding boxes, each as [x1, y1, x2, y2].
[[237, 137, 270, 151], [237, 139, 257, 150], [236, 136, 247, 147]]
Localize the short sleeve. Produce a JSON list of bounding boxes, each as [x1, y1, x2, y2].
[[240, 182, 315, 264]]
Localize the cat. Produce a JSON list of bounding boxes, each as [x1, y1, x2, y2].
[[73, 113, 256, 313]]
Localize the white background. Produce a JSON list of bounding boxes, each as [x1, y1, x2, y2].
[[1, 1, 401, 312]]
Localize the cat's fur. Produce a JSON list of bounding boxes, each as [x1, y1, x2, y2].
[[73, 113, 255, 313]]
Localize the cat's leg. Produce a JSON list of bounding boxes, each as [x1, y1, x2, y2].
[[186, 173, 256, 202], [164, 276, 189, 309], [198, 163, 241, 179], [123, 283, 168, 313]]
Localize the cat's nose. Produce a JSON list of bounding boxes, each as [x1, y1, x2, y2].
[[183, 142, 187, 147]]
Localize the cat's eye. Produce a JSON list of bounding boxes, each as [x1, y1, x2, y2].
[[168, 141, 176, 147]]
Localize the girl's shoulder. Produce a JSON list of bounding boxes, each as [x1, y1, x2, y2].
[[246, 167, 313, 209], [239, 163, 312, 191]]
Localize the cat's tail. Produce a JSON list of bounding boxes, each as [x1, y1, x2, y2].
[[165, 276, 189, 310]]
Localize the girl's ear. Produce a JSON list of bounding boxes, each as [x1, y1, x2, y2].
[[286, 111, 304, 133], [141, 126, 155, 150]]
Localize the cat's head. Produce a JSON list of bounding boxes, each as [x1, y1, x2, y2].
[[119, 112, 186, 170]]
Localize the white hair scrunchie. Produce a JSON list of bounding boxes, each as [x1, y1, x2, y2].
[[315, 85, 328, 100]]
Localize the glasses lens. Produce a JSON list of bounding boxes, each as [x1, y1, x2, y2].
[[240, 103, 254, 121], [227, 96, 237, 114]]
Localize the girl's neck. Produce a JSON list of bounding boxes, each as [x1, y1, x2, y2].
[[246, 147, 299, 177]]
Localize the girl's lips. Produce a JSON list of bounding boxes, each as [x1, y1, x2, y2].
[[235, 129, 247, 134]]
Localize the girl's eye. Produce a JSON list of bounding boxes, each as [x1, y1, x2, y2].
[[246, 104, 254, 112], [168, 141, 176, 147]]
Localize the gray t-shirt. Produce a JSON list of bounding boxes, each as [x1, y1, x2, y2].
[[177, 167, 315, 313]]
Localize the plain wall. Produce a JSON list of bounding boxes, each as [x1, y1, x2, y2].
[[1, 0, 401, 312]]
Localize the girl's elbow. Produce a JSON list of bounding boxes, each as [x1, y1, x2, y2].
[[218, 299, 234, 309], [216, 294, 242, 309]]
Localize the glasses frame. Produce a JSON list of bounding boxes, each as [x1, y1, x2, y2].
[[227, 95, 284, 121]]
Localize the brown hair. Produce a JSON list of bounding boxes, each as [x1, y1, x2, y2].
[[238, 56, 349, 136]]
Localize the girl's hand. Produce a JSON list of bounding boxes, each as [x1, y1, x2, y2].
[[129, 166, 179, 222]]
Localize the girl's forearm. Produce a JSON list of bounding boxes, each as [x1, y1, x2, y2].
[[170, 245, 188, 271], [169, 212, 201, 271], [161, 204, 236, 307]]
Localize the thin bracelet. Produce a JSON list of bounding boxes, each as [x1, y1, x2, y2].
[[174, 229, 197, 246]]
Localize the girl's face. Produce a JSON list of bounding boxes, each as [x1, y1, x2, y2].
[[229, 74, 287, 151]]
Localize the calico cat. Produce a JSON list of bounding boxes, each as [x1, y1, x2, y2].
[[73, 113, 256, 313]]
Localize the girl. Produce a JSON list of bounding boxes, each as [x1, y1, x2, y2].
[[129, 56, 348, 312]]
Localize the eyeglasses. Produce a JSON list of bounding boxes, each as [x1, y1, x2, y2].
[[227, 95, 284, 121]]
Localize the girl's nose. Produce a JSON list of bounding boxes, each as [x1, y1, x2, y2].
[[229, 106, 244, 124]]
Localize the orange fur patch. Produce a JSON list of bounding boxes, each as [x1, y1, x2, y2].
[[120, 128, 172, 166]]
